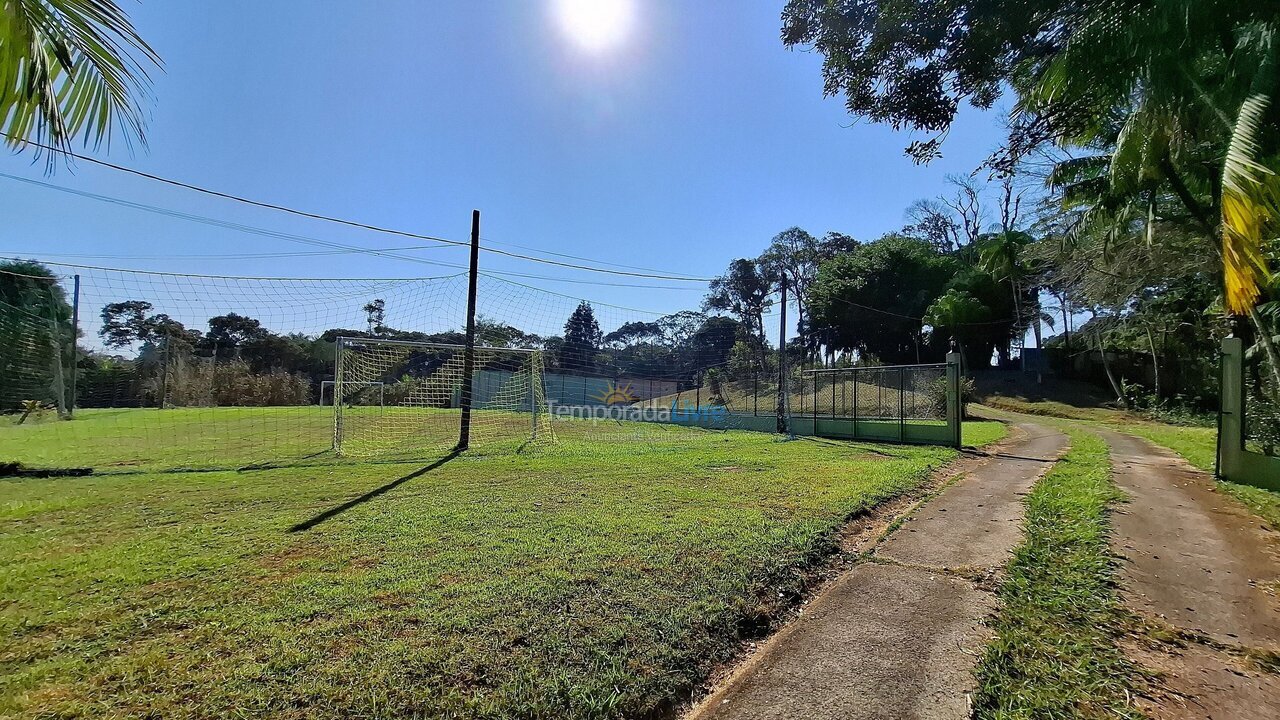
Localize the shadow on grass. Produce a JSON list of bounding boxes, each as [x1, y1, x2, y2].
[[960, 447, 1057, 463], [288, 450, 460, 533]]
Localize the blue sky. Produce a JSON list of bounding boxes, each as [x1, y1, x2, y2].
[[1, 0, 1007, 322]]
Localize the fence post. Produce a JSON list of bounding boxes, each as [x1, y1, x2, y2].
[[1219, 337, 1245, 479], [753, 371, 758, 417], [946, 348, 962, 448], [1218, 336, 1280, 488], [457, 210, 481, 452], [852, 368, 859, 439], [812, 372, 818, 428], [898, 367, 905, 442]]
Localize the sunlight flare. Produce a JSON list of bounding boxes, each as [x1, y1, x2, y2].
[[553, 0, 634, 53]]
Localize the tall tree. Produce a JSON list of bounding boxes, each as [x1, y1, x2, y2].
[[807, 235, 958, 364], [559, 301, 602, 372], [362, 299, 386, 335], [704, 258, 777, 341]]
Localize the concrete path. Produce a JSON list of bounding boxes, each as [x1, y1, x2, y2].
[[1100, 431, 1280, 719], [686, 423, 1067, 720]]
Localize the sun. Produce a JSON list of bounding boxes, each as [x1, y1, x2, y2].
[[553, 0, 634, 53]]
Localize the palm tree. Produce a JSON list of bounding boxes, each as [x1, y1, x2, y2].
[[1, 0, 160, 156], [923, 289, 990, 373], [1222, 95, 1280, 393], [1013, 1, 1279, 385], [977, 230, 1034, 365]]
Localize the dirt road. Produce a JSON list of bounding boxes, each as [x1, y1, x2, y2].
[[1100, 430, 1280, 719]]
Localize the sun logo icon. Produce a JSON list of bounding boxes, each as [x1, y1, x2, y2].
[[594, 380, 638, 405]]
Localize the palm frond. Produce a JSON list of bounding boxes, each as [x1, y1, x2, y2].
[[1047, 155, 1110, 189], [1221, 93, 1278, 314], [0, 0, 160, 158]]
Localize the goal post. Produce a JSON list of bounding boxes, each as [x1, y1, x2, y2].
[[332, 337, 552, 457]]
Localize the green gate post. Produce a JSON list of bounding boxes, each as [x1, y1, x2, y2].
[[1218, 336, 1280, 489], [946, 349, 962, 448]]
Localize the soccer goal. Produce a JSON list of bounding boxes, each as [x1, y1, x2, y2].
[[332, 337, 552, 457], [318, 380, 384, 407]]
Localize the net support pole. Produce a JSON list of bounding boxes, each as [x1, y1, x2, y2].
[[68, 274, 80, 418], [776, 277, 789, 434], [457, 210, 481, 451], [333, 338, 345, 454]]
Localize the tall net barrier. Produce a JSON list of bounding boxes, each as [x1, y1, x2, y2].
[[0, 264, 474, 471], [334, 339, 552, 457], [0, 260, 959, 472]]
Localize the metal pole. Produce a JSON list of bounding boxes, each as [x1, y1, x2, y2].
[[530, 354, 538, 440], [852, 368, 859, 438], [777, 278, 788, 434], [753, 371, 758, 417], [69, 274, 80, 417], [812, 372, 818, 427], [457, 210, 481, 451], [333, 339, 344, 453], [898, 367, 905, 442]]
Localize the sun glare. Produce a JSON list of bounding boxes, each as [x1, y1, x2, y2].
[[553, 0, 634, 53]]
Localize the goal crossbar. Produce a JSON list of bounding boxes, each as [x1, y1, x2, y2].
[[335, 336, 539, 353]]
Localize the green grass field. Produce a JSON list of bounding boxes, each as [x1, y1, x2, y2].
[[1, 406, 1005, 718]]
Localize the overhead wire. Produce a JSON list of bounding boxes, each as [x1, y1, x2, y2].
[[0, 138, 714, 281]]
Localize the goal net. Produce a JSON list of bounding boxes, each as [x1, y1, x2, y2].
[[318, 380, 383, 407], [333, 338, 553, 457]]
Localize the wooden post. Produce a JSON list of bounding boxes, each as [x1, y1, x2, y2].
[[457, 210, 481, 451]]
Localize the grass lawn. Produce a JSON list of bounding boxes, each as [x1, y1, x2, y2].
[[1, 408, 1004, 718], [972, 428, 1142, 719]]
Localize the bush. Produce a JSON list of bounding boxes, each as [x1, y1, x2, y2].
[[927, 375, 975, 418], [163, 359, 311, 407]]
